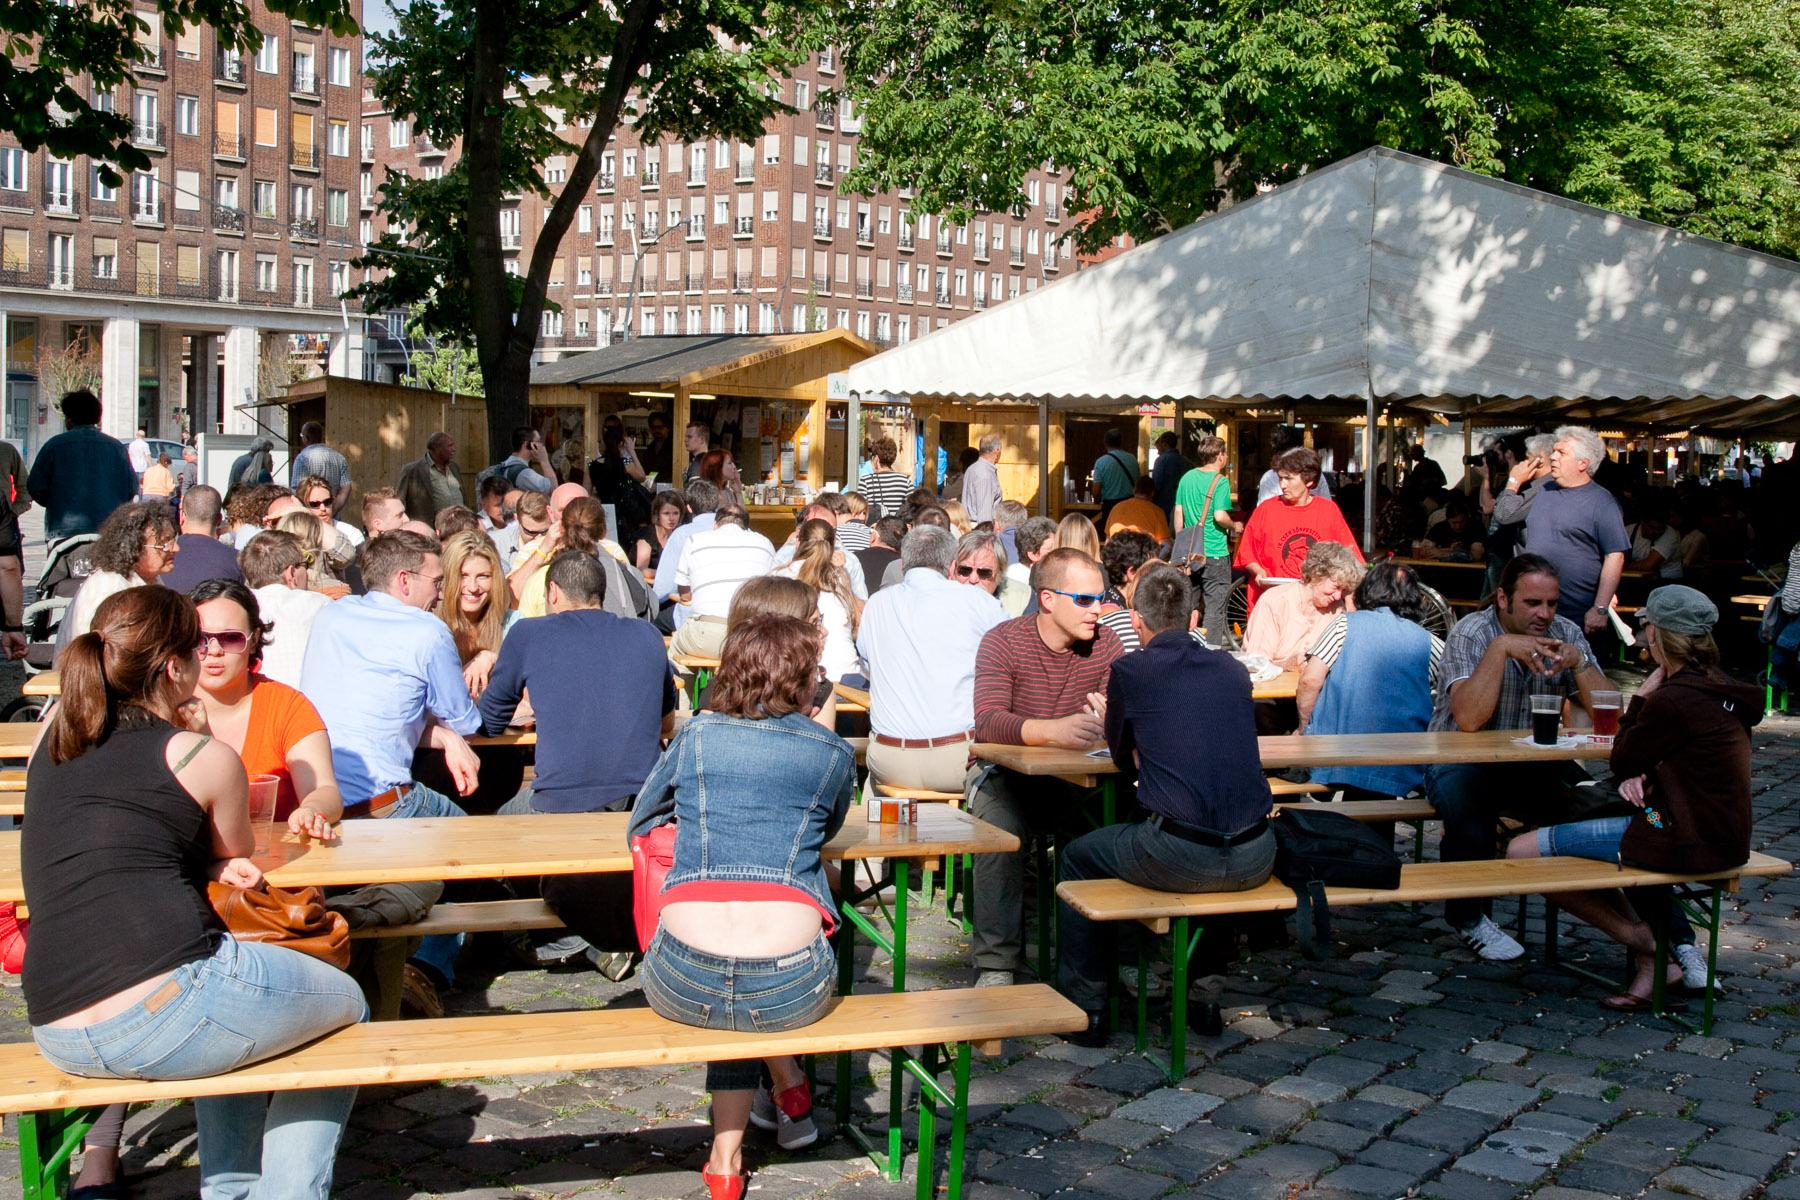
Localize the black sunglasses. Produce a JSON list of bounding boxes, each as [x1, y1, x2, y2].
[[955, 564, 996, 581]]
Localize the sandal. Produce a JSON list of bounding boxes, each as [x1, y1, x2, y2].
[[702, 1167, 745, 1200]]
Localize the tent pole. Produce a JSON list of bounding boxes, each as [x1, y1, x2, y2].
[[1363, 396, 1376, 555], [1037, 400, 1050, 516]]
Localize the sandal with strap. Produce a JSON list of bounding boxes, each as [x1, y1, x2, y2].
[[702, 1167, 745, 1200]]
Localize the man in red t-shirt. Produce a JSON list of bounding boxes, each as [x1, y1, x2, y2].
[[968, 548, 1124, 987]]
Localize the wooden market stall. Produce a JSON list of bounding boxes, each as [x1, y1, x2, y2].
[[529, 331, 880, 543]]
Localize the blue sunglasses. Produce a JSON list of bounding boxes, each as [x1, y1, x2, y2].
[[1048, 589, 1105, 608]]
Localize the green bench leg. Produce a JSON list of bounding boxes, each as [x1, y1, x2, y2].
[[834, 856, 913, 1158], [1654, 884, 1725, 1035], [902, 1041, 972, 1200], [1135, 916, 1204, 1084], [18, 1107, 99, 1200]]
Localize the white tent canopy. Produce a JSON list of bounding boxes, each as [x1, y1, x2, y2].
[[846, 147, 1800, 416]]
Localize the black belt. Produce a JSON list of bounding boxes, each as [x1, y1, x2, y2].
[[1146, 813, 1269, 848]]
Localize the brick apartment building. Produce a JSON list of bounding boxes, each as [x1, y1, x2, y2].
[[0, 1, 367, 453], [360, 47, 1079, 378]]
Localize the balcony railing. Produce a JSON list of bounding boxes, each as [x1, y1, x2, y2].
[[291, 70, 319, 96], [814, 162, 834, 184], [597, 171, 615, 191], [734, 215, 753, 236], [43, 187, 75, 215], [415, 136, 443, 157], [855, 222, 872, 246], [854, 280, 872, 299], [500, 231, 521, 249], [973, 293, 988, 309], [291, 143, 320, 170], [812, 274, 830, 294], [132, 121, 165, 149], [215, 133, 244, 159], [642, 165, 660, 188], [732, 272, 751, 292], [290, 216, 318, 240], [815, 106, 836, 131], [1044, 203, 1060, 222], [812, 220, 830, 240], [897, 230, 915, 251], [216, 53, 245, 83], [735, 159, 754, 182], [896, 283, 913, 302], [136, 44, 164, 70], [132, 199, 163, 223], [48, 265, 73, 290], [642, 217, 658, 236], [934, 288, 949, 305], [685, 217, 703, 240], [214, 206, 245, 232], [688, 169, 705, 187], [684, 273, 702, 292], [596, 281, 612, 296], [973, 237, 989, 261], [935, 233, 951, 255], [598, 230, 614, 246], [1010, 249, 1024, 266]]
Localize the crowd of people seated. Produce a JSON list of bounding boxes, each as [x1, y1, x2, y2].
[[8, 392, 1789, 1200]]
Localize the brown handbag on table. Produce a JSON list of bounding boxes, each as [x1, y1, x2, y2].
[[207, 882, 353, 970]]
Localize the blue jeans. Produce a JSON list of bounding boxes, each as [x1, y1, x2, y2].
[[32, 935, 367, 1200], [1057, 819, 1276, 1015], [387, 781, 468, 985], [1536, 816, 1631, 861], [641, 928, 835, 1092]]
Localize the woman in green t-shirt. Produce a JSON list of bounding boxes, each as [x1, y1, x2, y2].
[[1172, 436, 1242, 645]]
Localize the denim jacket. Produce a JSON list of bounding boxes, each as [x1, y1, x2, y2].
[[627, 711, 855, 919]]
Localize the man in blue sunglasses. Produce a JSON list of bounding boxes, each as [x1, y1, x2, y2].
[[968, 547, 1124, 988]]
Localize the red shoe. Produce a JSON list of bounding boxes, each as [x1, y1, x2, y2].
[[701, 1166, 745, 1200], [0, 902, 26, 975]]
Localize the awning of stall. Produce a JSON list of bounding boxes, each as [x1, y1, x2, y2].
[[842, 146, 1800, 430]]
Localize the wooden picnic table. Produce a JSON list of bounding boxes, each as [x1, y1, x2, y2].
[[21, 672, 59, 699], [1732, 594, 1774, 607], [974, 728, 1611, 787], [1252, 670, 1299, 701], [0, 725, 38, 760], [0, 806, 1016, 903], [1391, 556, 1487, 571]]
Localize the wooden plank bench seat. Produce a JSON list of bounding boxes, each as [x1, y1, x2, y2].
[[347, 898, 564, 940], [0, 984, 1085, 1200], [1267, 779, 1330, 797], [1058, 851, 1792, 1080]]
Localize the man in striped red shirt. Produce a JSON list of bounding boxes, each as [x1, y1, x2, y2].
[[968, 548, 1124, 987]]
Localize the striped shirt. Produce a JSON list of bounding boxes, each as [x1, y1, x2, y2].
[[1099, 609, 1141, 653], [673, 524, 775, 620], [1784, 543, 1800, 615], [1306, 613, 1444, 689], [973, 615, 1124, 745], [855, 470, 914, 520]]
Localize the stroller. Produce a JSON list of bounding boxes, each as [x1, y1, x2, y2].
[[3, 532, 98, 721]]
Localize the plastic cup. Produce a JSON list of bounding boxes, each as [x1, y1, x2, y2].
[[1529, 693, 1562, 746], [1590, 690, 1622, 744], [247, 774, 280, 854]]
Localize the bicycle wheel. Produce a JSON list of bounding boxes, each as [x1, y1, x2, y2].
[[1, 696, 46, 723], [1417, 583, 1456, 639]]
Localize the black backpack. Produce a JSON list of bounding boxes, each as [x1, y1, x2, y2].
[[1271, 808, 1402, 961]]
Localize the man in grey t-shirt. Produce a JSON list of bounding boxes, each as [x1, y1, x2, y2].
[[1512, 426, 1628, 632]]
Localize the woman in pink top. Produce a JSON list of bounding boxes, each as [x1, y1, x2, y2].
[[1240, 541, 1364, 670]]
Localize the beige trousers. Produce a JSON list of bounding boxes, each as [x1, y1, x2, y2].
[[867, 739, 973, 797]]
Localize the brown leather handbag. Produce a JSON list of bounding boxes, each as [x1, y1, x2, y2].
[[207, 882, 353, 970]]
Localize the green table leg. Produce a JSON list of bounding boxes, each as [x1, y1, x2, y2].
[[18, 1107, 99, 1200], [1099, 779, 1116, 828], [834, 864, 858, 1131]]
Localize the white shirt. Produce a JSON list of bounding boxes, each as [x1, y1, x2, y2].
[[1000, 562, 1032, 617], [127, 438, 150, 475], [674, 524, 774, 620], [856, 566, 1006, 739], [1627, 523, 1683, 579], [56, 570, 148, 657], [333, 520, 365, 548], [775, 563, 862, 681], [252, 584, 335, 688], [773, 539, 869, 598]]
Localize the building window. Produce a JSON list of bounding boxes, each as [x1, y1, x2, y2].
[[255, 253, 276, 292], [253, 180, 276, 218], [291, 47, 316, 92], [622, 149, 636, 177], [329, 259, 349, 296], [541, 310, 563, 337], [422, 164, 441, 181], [132, 92, 159, 143], [327, 47, 351, 86], [291, 184, 314, 223], [92, 166, 117, 203], [175, 94, 198, 137], [360, 123, 373, 159], [254, 35, 280, 74], [92, 236, 118, 280], [131, 170, 160, 221], [577, 205, 591, 233], [293, 258, 313, 304], [326, 188, 347, 226], [328, 119, 349, 157], [44, 160, 72, 212], [708, 304, 725, 333], [388, 118, 410, 148], [216, 176, 238, 212], [217, 250, 239, 300], [545, 156, 566, 185], [47, 233, 72, 288], [574, 310, 589, 338]]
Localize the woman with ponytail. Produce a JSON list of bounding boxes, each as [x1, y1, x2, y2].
[[23, 587, 366, 1200], [775, 518, 864, 682]]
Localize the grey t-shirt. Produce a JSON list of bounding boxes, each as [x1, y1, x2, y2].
[[1521, 481, 1629, 618]]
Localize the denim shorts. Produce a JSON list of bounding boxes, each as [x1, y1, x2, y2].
[[640, 928, 835, 1092], [1536, 816, 1631, 862]]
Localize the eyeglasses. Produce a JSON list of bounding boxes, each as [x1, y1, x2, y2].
[[304, 496, 332, 511], [406, 569, 445, 590], [954, 564, 996, 581], [1048, 589, 1105, 608], [148, 539, 180, 554], [198, 629, 249, 654]]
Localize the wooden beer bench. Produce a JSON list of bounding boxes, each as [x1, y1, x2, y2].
[[1059, 851, 1792, 1081], [0, 984, 1085, 1200]]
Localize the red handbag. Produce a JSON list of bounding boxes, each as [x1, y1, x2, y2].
[[630, 822, 677, 952]]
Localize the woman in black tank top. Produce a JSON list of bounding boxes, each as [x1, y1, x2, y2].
[[24, 587, 365, 1200]]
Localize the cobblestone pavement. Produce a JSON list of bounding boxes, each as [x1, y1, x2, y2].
[[1, 691, 1797, 1199]]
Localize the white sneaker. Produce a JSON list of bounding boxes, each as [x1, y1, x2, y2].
[[1459, 916, 1525, 962], [749, 1083, 818, 1150], [1672, 943, 1717, 992], [975, 969, 1014, 988]]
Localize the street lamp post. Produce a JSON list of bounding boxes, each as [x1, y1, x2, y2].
[[618, 217, 702, 341]]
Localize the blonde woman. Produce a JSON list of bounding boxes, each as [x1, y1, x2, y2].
[[1052, 512, 1102, 560], [775, 518, 863, 682], [941, 500, 973, 537], [1241, 540, 1363, 670], [515, 497, 608, 618], [274, 510, 348, 598], [436, 531, 513, 697]]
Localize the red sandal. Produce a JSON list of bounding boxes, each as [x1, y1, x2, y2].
[[0, 902, 27, 975], [701, 1166, 745, 1200]]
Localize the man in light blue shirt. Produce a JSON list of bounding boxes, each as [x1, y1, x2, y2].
[[652, 479, 719, 630], [856, 525, 1006, 793], [300, 528, 482, 997]]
